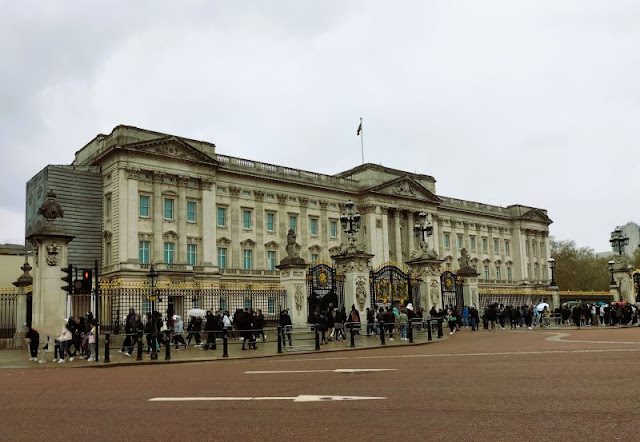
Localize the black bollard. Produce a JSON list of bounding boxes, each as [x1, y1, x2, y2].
[[408, 321, 414, 344], [277, 326, 283, 354], [165, 331, 171, 360], [427, 319, 433, 341], [222, 328, 229, 358], [349, 324, 355, 348], [315, 324, 320, 350], [437, 318, 443, 339], [380, 321, 386, 346], [136, 331, 143, 361], [104, 333, 110, 363]]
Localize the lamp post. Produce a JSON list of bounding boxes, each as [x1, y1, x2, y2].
[[609, 227, 629, 256], [413, 211, 433, 247], [547, 257, 557, 287], [146, 263, 159, 313], [608, 260, 615, 286], [340, 199, 361, 247]]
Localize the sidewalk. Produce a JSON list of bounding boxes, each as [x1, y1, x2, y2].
[[0, 328, 444, 369]]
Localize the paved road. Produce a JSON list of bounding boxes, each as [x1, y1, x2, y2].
[[2, 327, 639, 441]]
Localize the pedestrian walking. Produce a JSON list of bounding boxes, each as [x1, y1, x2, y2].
[[25, 324, 39, 361]]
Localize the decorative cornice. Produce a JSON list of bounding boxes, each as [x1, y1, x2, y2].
[[276, 193, 288, 204], [319, 200, 328, 210], [240, 238, 257, 248], [254, 191, 265, 201], [299, 197, 309, 207], [126, 168, 140, 179], [177, 175, 189, 187], [358, 204, 377, 214], [152, 172, 165, 183]]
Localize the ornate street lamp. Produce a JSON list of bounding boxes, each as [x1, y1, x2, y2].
[[609, 227, 629, 256], [146, 263, 159, 312], [413, 211, 433, 246], [340, 199, 361, 246], [547, 257, 557, 287], [608, 260, 615, 286]]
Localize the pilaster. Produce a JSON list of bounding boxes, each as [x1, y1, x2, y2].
[[333, 251, 374, 318], [407, 258, 444, 312]]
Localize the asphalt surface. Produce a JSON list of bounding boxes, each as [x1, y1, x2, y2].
[[2, 326, 639, 442]]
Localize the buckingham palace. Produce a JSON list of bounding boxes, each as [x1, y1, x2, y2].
[[26, 125, 552, 292]]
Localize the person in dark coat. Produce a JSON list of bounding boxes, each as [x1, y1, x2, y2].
[[203, 310, 218, 350], [256, 309, 266, 341], [25, 324, 39, 361], [187, 315, 202, 345], [120, 308, 136, 354], [572, 305, 582, 329], [280, 309, 293, 346]]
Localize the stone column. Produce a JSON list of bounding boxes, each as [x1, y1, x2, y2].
[[277, 194, 288, 253], [320, 201, 328, 260], [610, 256, 634, 303], [299, 198, 309, 261], [125, 168, 139, 266], [393, 208, 402, 265], [333, 251, 374, 319], [177, 176, 188, 264], [406, 258, 444, 312], [407, 211, 415, 258], [229, 186, 241, 268], [380, 206, 390, 264], [277, 261, 308, 328], [152, 172, 164, 264], [200, 179, 216, 273], [457, 267, 480, 308], [550, 286, 560, 310], [27, 225, 74, 359], [254, 191, 265, 268]]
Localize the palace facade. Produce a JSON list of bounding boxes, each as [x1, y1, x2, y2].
[[29, 125, 553, 288]]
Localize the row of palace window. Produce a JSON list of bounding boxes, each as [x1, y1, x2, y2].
[[443, 233, 512, 256], [138, 241, 322, 270], [138, 195, 198, 223], [217, 206, 339, 238]]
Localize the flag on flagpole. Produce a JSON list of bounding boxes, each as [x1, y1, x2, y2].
[[356, 121, 362, 135]]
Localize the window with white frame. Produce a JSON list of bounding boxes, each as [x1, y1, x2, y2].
[[457, 235, 463, 249], [496, 266, 501, 281], [139, 241, 150, 264], [267, 251, 276, 270], [187, 244, 197, 266], [217, 207, 226, 227], [310, 218, 318, 236], [139, 195, 150, 218], [164, 242, 175, 264], [507, 266, 512, 281], [242, 210, 252, 229], [243, 249, 252, 269], [482, 238, 488, 253], [289, 215, 297, 231], [483, 265, 490, 280], [266, 212, 275, 232], [164, 198, 175, 220], [330, 220, 338, 239], [217, 247, 227, 269], [494, 239, 499, 254], [470, 236, 476, 251], [187, 201, 197, 223], [505, 240, 510, 255], [444, 233, 450, 249]]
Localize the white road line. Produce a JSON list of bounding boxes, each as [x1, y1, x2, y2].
[[149, 395, 386, 402], [244, 368, 397, 374]]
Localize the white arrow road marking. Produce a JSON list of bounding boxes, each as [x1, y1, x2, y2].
[[149, 395, 386, 402], [244, 368, 397, 374]]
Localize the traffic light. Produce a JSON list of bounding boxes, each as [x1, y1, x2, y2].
[[81, 269, 93, 294], [61, 264, 74, 294]]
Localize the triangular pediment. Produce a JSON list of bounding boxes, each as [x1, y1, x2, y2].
[[264, 241, 280, 249], [216, 236, 231, 246], [520, 208, 552, 224], [124, 136, 217, 165], [308, 244, 322, 253], [240, 239, 256, 248], [365, 176, 441, 203]]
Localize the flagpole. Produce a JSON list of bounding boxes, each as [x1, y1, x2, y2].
[[359, 117, 364, 164]]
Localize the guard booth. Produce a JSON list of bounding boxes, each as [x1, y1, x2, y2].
[[370, 263, 420, 310], [440, 271, 463, 310], [306, 262, 344, 323]]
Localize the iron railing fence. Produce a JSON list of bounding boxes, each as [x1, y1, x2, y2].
[[0, 289, 19, 339], [67, 284, 287, 334]]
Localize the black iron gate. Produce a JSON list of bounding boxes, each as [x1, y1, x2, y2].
[[306, 262, 344, 323], [370, 263, 420, 309], [440, 271, 463, 310]]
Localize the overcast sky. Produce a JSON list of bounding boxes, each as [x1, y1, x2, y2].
[[1, 0, 638, 253]]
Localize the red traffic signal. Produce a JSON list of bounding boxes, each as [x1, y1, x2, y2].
[[81, 269, 93, 294]]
